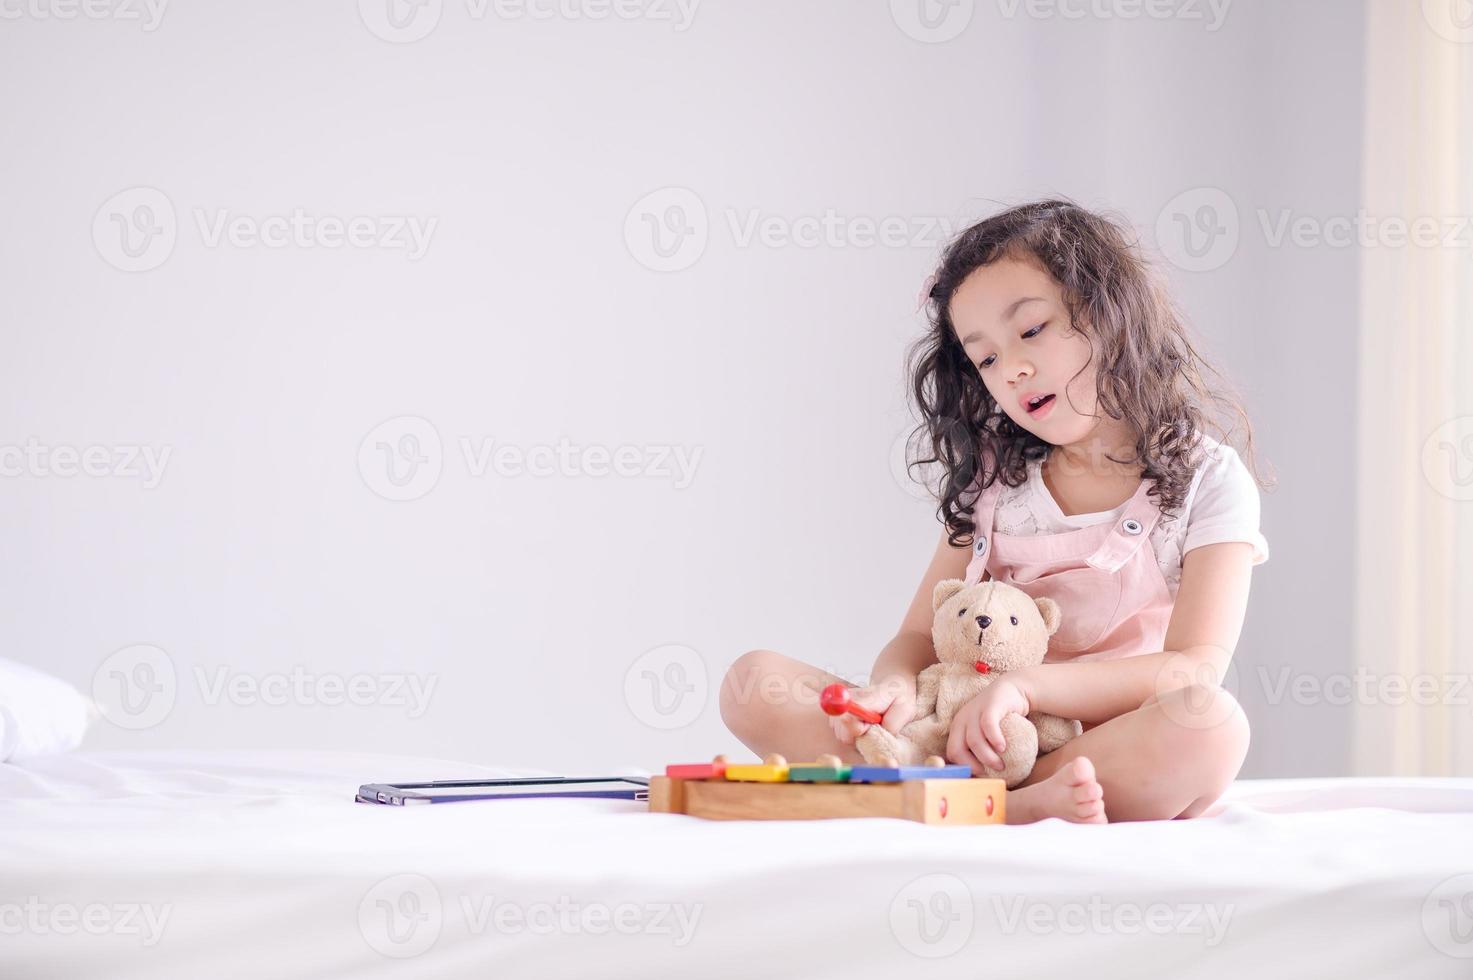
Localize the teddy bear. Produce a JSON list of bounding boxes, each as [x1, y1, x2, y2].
[[855, 578, 1083, 788]]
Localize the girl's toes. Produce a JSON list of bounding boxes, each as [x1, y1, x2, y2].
[[1074, 782, 1104, 804], [1063, 756, 1096, 787]]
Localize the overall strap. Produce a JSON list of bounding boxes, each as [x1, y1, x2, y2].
[[1085, 479, 1164, 573], [963, 480, 1004, 584]]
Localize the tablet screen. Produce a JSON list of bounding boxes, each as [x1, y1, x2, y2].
[[360, 777, 649, 804]]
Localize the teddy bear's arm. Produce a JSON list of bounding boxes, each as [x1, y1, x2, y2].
[[912, 666, 941, 718], [1029, 711, 1084, 755], [934, 672, 990, 726]]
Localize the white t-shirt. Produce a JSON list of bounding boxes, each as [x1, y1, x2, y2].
[[989, 433, 1269, 598]]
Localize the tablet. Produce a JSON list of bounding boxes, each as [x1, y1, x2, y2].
[[357, 776, 649, 805]]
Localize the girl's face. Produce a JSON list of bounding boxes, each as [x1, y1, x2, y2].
[[948, 254, 1104, 449]]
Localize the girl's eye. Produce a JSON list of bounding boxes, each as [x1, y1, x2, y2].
[[976, 324, 1045, 370]]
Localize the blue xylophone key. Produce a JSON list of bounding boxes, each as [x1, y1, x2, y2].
[[848, 764, 972, 783]]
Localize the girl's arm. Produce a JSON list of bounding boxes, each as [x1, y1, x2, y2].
[[868, 527, 971, 685], [1010, 542, 1257, 724], [833, 528, 969, 744]]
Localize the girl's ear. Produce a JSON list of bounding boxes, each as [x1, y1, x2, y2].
[[932, 579, 966, 612], [1035, 597, 1062, 636]]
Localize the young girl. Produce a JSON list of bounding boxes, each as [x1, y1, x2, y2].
[[719, 199, 1271, 824]]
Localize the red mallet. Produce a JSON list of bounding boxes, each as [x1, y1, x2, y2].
[[819, 683, 884, 725]]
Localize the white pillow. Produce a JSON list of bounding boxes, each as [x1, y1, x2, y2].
[[0, 658, 93, 761]]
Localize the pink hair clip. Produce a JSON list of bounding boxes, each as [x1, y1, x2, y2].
[[915, 272, 938, 313]]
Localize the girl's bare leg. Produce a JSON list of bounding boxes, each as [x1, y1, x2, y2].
[[719, 650, 1116, 824], [1015, 681, 1251, 821]]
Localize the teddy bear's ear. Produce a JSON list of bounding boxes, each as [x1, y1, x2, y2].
[[1035, 597, 1062, 636], [932, 579, 966, 612]]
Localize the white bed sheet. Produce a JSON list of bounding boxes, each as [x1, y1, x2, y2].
[[1, 749, 1471, 979]]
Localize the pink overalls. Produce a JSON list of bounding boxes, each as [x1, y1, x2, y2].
[[962, 474, 1174, 667]]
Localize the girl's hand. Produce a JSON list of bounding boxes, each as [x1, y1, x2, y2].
[[828, 676, 918, 745], [946, 679, 1031, 774]]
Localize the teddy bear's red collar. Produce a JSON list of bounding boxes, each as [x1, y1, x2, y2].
[[973, 660, 991, 674]]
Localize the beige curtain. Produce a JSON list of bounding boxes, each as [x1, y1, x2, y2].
[[1354, 1, 1473, 775]]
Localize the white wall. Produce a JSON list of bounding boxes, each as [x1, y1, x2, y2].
[[0, 0, 1363, 776]]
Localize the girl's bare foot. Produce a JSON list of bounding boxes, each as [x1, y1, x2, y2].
[[1005, 756, 1107, 825]]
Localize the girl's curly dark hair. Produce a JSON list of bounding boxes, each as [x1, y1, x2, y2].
[[903, 198, 1271, 548]]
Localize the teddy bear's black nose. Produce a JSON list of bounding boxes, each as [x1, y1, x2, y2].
[[976, 615, 991, 629]]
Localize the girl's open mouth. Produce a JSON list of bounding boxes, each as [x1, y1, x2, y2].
[[1026, 393, 1056, 419]]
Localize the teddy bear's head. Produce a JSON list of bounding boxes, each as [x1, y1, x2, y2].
[[929, 579, 1061, 674]]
